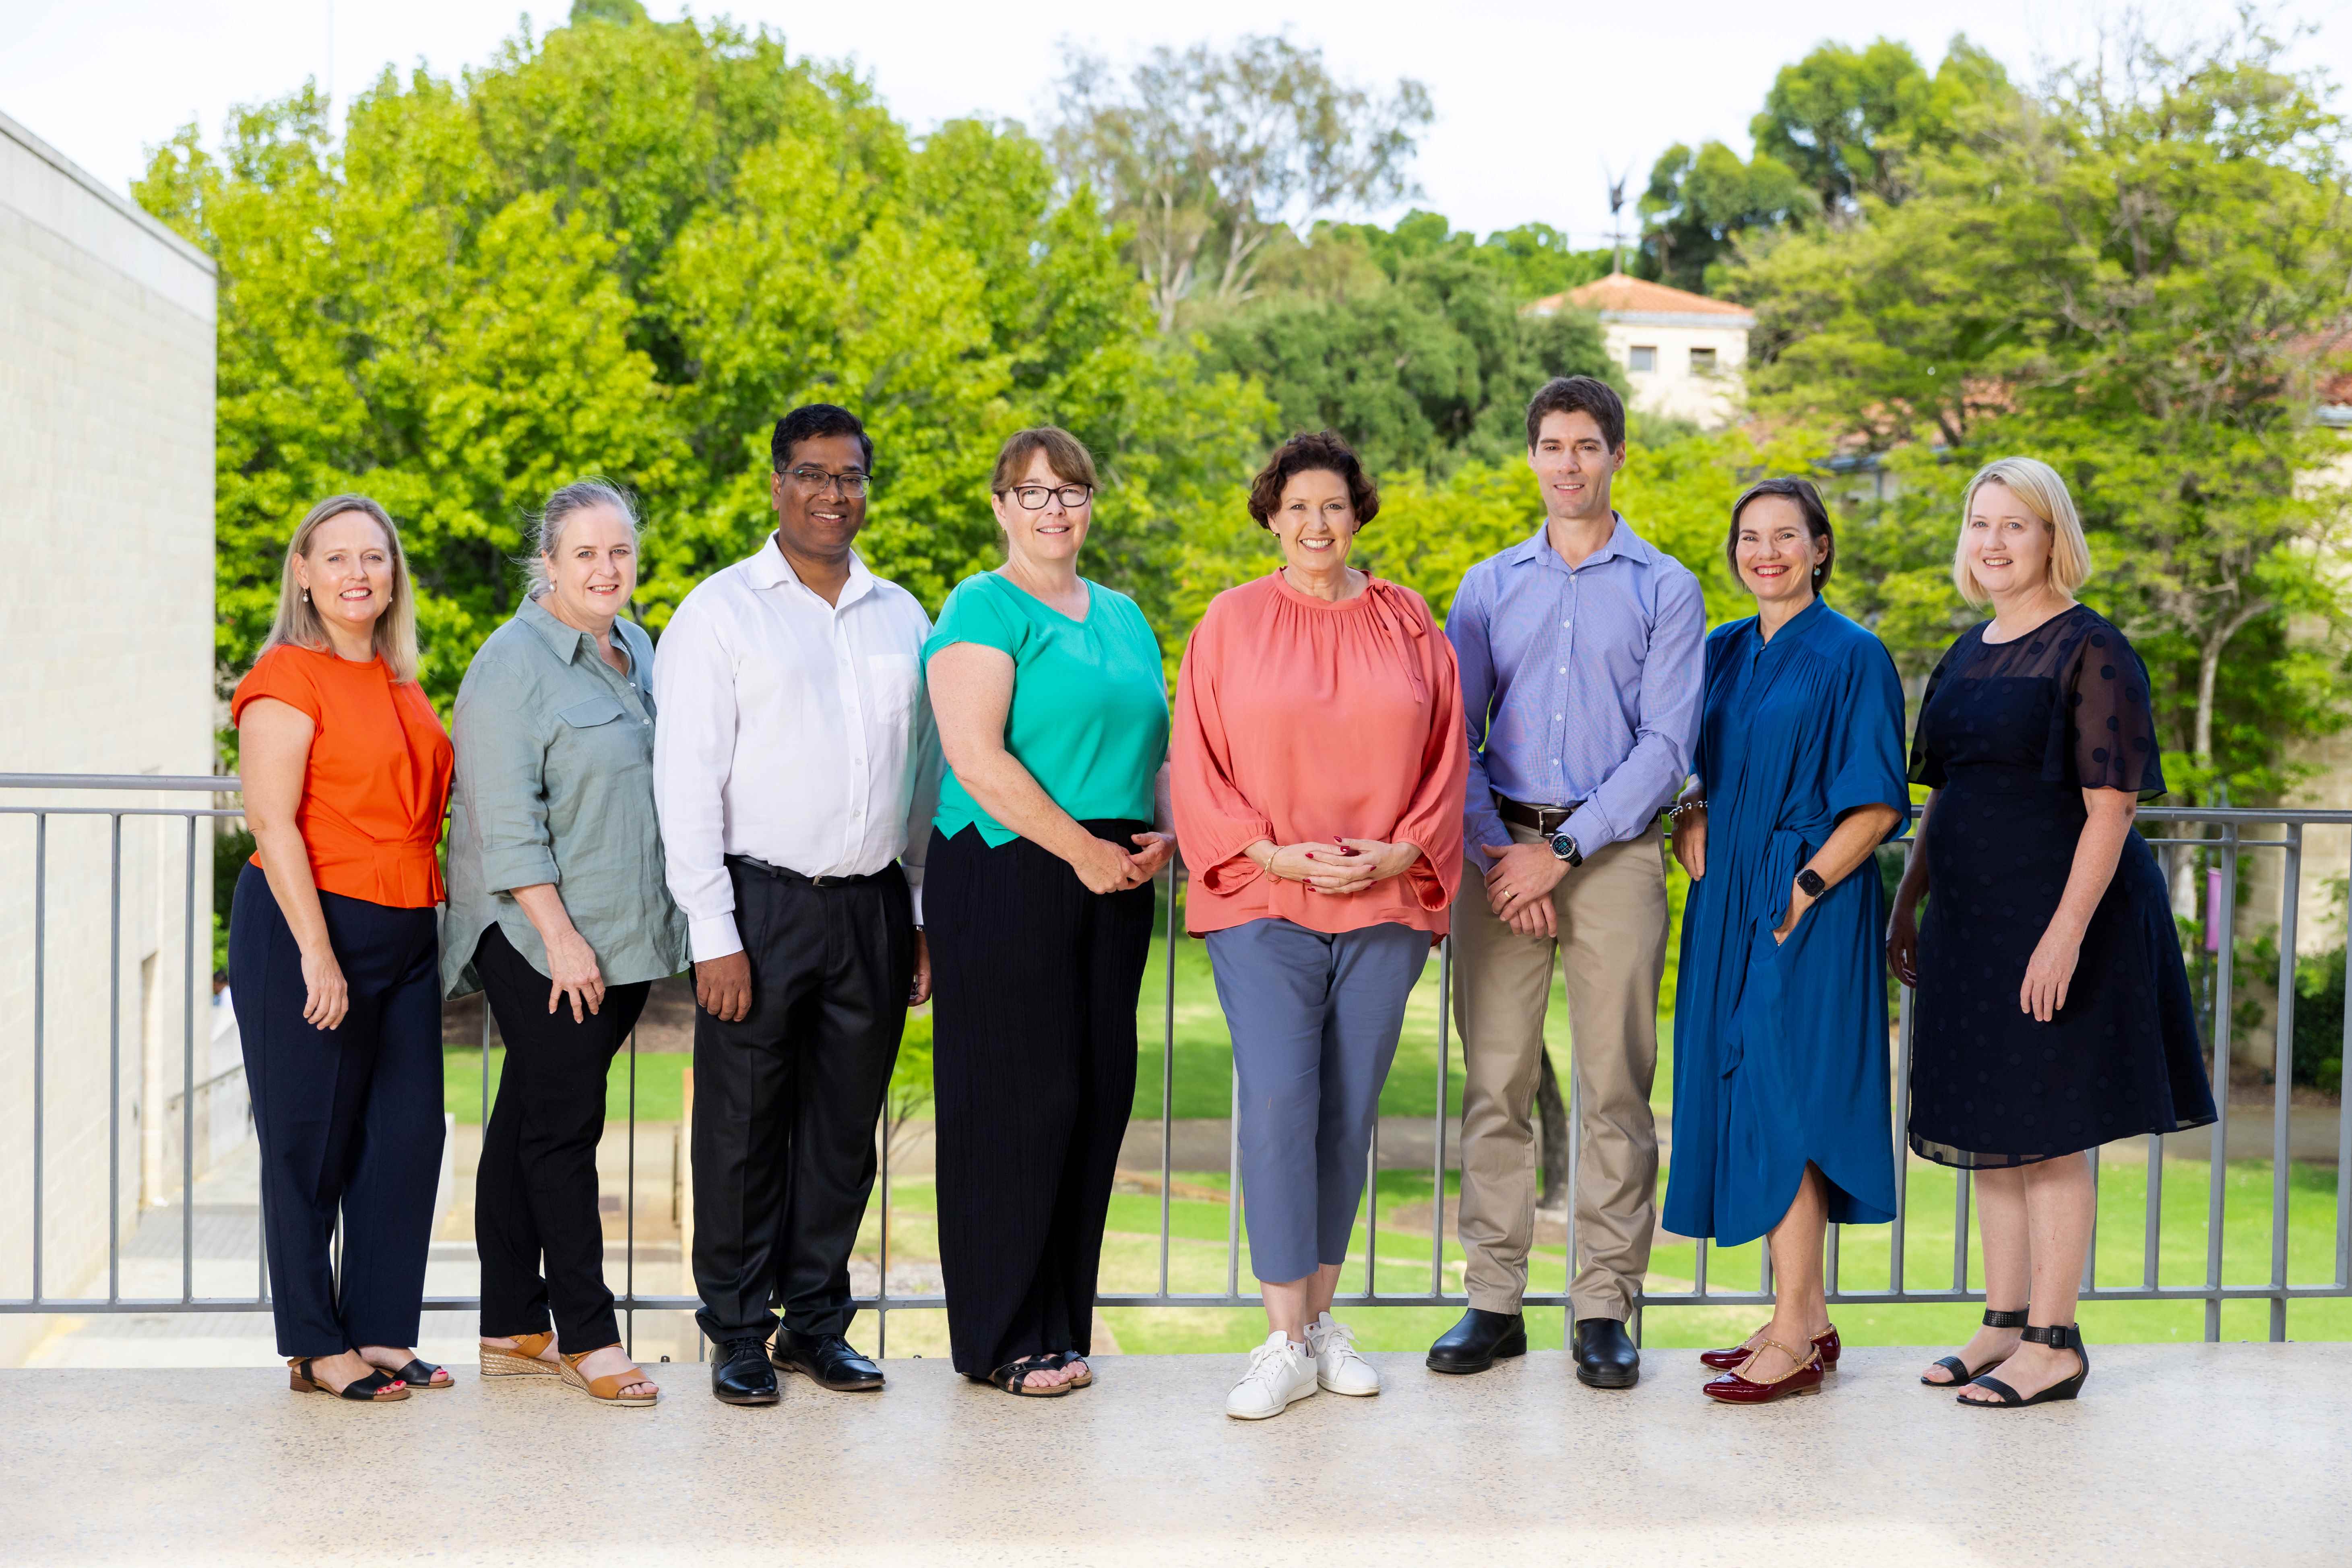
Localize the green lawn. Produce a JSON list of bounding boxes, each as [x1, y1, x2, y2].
[[445, 1045, 688, 1124]]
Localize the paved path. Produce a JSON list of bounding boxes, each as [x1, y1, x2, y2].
[[6, 1344, 2347, 1566]]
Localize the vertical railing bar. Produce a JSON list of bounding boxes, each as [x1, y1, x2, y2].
[[2206, 826, 2237, 1343], [107, 812, 122, 1306], [2083, 1147, 2100, 1293], [2145, 1132, 2164, 1291], [1226, 1042, 1242, 1299], [1951, 1168, 1971, 1295], [31, 813, 45, 1305], [1826, 1221, 1840, 1299], [2338, 835, 2352, 1289], [2269, 823, 2299, 1343], [1563, 1038, 1580, 1320], [1431, 938, 1448, 1297], [182, 814, 197, 1304], [625, 1026, 636, 1358], [1159, 864, 1176, 1298], [1892, 960, 1914, 1297], [877, 1052, 890, 1362], [1365, 1107, 1379, 1299]]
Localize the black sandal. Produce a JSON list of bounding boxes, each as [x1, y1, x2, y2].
[[289, 1357, 410, 1402], [981, 1355, 1071, 1397], [1960, 1324, 2089, 1408], [1920, 1308, 2027, 1386], [382, 1357, 452, 1390]]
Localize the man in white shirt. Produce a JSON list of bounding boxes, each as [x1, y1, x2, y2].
[[653, 403, 941, 1407]]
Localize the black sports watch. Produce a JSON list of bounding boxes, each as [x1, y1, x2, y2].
[[1795, 867, 1826, 899], [1549, 831, 1584, 868]]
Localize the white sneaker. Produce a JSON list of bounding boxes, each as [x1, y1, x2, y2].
[[1225, 1332, 1318, 1419], [1306, 1311, 1381, 1396]]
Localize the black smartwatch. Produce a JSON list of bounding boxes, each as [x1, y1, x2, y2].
[[1549, 831, 1584, 868], [1795, 867, 1826, 898]]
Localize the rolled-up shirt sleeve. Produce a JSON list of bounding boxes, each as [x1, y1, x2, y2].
[[1563, 564, 1704, 853], [453, 660, 559, 895], [653, 596, 743, 962]]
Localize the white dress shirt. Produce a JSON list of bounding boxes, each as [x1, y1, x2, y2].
[[653, 539, 942, 961]]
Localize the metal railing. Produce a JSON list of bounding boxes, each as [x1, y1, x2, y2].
[[4, 774, 2348, 1354]]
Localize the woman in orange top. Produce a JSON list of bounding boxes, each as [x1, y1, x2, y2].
[[1173, 431, 1468, 1420], [227, 494, 454, 1405]]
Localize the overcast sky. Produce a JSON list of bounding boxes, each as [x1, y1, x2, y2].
[[7, 1, 2351, 242]]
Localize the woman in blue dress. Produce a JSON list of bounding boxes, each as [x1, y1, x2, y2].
[[1664, 478, 1909, 1404]]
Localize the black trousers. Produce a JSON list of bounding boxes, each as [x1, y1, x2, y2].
[[928, 822, 1154, 1376], [227, 863, 442, 1358], [472, 922, 652, 1349], [692, 858, 913, 1345]]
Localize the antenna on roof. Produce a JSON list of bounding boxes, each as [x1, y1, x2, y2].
[[1604, 164, 1631, 277]]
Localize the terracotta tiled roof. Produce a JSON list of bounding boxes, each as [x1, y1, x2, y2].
[[1529, 272, 1754, 319]]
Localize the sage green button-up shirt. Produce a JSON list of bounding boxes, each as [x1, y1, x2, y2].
[[442, 597, 689, 997]]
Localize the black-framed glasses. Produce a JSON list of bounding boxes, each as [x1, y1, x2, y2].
[[783, 466, 872, 498], [1003, 483, 1093, 511]]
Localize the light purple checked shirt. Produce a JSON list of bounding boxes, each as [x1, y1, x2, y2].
[[1446, 515, 1706, 862]]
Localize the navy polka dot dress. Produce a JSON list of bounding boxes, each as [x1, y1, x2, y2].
[[1906, 604, 2216, 1168]]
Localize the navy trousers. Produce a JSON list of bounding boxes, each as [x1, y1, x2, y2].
[[228, 863, 443, 1358]]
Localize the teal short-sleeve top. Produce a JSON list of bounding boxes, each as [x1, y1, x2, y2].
[[924, 571, 1170, 846]]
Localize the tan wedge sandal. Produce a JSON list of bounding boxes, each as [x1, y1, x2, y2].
[[560, 1345, 659, 1408], [479, 1330, 562, 1379]]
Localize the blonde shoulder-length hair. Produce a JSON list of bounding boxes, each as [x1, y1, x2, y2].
[[257, 494, 423, 683], [1952, 457, 2093, 608]]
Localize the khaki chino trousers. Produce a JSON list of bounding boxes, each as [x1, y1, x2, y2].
[[1452, 819, 1669, 1322]]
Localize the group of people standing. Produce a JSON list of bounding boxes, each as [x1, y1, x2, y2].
[[224, 374, 2215, 1421]]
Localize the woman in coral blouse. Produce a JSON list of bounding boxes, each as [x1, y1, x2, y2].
[[1173, 431, 1468, 1421], [227, 495, 454, 1405]]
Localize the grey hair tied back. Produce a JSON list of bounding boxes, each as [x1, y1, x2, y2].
[[520, 477, 641, 601]]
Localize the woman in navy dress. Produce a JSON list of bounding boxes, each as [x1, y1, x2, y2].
[[1889, 457, 2214, 1409], [1664, 478, 1909, 1404]]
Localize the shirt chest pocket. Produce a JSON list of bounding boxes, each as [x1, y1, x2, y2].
[[555, 695, 648, 765], [865, 654, 919, 723]]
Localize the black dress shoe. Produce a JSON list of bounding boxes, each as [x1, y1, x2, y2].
[[771, 1329, 886, 1391], [1426, 1308, 1528, 1374], [712, 1336, 779, 1406], [1571, 1317, 1640, 1389]]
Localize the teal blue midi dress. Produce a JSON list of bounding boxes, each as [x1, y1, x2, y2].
[[1662, 598, 1909, 1246]]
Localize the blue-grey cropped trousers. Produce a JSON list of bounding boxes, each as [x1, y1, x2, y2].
[[1205, 918, 1431, 1285]]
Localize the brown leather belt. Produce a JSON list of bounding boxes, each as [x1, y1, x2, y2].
[[1496, 796, 1582, 835]]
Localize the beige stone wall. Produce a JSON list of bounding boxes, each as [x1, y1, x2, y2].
[[0, 110, 216, 1362]]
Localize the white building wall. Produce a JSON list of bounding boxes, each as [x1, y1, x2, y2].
[[0, 109, 216, 1363], [1598, 315, 1752, 430]]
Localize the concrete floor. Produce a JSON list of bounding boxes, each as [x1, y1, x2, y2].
[[6, 1344, 2348, 1567]]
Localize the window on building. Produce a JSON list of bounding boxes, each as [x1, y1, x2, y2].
[[1689, 346, 1719, 375], [1628, 344, 1657, 373]]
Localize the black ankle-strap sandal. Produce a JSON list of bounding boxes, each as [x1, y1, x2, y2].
[[1960, 1323, 2090, 1408], [981, 1355, 1072, 1398], [1920, 1308, 2028, 1387], [289, 1357, 410, 1402]]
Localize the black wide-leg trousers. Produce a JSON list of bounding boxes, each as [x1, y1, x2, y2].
[[928, 821, 1154, 1377], [227, 863, 442, 1359], [691, 858, 913, 1347], [472, 922, 652, 1350]]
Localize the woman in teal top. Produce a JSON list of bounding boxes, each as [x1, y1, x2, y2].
[[924, 426, 1174, 1397]]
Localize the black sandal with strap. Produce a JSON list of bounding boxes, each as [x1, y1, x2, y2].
[[980, 1355, 1071, 1398], [383, 1357, 452, 1390], [289, 1357, 410, 1402], [1960, 1323, 2089, 1408], [1920, 1308, 2028, 1387]]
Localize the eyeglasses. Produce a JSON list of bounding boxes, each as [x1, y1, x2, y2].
[[783, 466, 872, 498], [1003, 483, 1094, 511]]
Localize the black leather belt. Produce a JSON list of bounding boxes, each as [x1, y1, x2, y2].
[[1496, 796, 1582, 835], [725, 853, 891, 889]]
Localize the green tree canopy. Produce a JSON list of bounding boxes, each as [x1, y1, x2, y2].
[[1751, 35, 2010, 214], [135, 12, 1270, 707], [1636, 140, 1815, 293]]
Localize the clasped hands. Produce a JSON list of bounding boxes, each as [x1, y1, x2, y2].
[[1249, 837, 1421, 894], [1071, 830, 1177, 896]]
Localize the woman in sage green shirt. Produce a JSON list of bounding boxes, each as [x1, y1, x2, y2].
[[443, 479, 686, 1408], [925, 427, 1174, 1396]]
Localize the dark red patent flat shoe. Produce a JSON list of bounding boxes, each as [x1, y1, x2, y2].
[[1699, 1324, 1839, 1371], [1700, 1339, 1825, 1405]]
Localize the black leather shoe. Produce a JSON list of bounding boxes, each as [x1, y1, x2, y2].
[[771, 1329, 886, 1391], [711, 1336, 779, 1405], [1425, 1308, 1528, 1374], [1572, 1317, 1640, 1389]]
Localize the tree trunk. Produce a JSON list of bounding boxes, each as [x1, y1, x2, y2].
[[2193, 598, 2272, 770], [1535, 1050, 1570, 1211]]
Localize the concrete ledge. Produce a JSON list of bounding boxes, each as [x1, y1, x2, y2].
[[6, 1344, 2348, 1566]]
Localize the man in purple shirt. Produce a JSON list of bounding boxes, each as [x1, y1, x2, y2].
[[1429, 375, 1704, 1390]]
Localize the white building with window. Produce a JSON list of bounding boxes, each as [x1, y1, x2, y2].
[[1527, 272, 1755, 431]]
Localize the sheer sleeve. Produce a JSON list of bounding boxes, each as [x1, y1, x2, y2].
[[1906, 640, 1958, 789], [2050, 621, 2166, 799]]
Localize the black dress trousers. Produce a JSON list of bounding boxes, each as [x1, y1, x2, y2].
[[928, 821, 1155, 1377], [691, 857, 914, 1346], [472, 922, 652, 1350], [227, 862, 443, 1359]]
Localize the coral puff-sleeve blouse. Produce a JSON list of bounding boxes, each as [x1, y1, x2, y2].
[[1172, 572, 1468, 938], [231, 644, 455, 909]]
